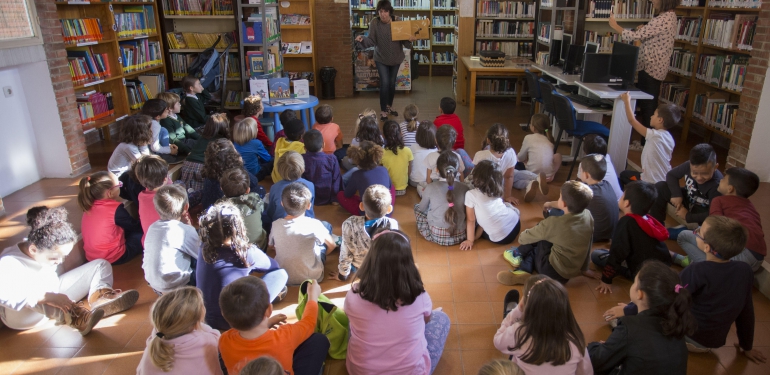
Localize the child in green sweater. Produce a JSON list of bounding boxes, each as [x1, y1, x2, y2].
[[157, 92, 200, 155], [179, 76, 209, 129]]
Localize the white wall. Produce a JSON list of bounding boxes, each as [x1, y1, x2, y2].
[[746, 66, 770, 182]]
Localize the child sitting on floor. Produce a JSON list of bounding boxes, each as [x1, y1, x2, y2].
[[265, 151, 316, 225], [218, 168, 267, 249], [409, 121, 438, 195], [196, 201, 288, 331], [338, 141, 395, 216], [141, 99, 178, 157], [143, 184, 199, 294], [342, 116, 384, 183], [382, 120, 414, 196], [415, 151, 469, 246], [472, 123, 520, 203], [517, 114, 560, 199], [499, 180, 594, 286], [133, 155, 169, 245], [218, 277, 329, 375], [179, 75, 209, 129], [330, 184, 398, 281], [137, 287, 223, 374], [268, 182, 336, 285], [78, 171, 144, 265], [459, 160, 521, 251], [201, 139, 264, 210], [242, 94, 273, 151], [576, 154, 619, 242], [271, 119, 306, 183], [302, 129, 342, 205], [592, 181, 670, 294], [157, 92, 200, 155], [399, 104, 419, 147], [231, 117, 272, 181], [434, 97, 472, 171], [312, 104, 343, 155], [583, 135, 623, 202], [107, 115, 152, 178], [426, 125, 466, 184], [180, 113, 230, 192]]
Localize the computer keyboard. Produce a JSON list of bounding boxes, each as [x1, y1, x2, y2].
[[566, 93, 602, 107], [557, 84, 579, 94]]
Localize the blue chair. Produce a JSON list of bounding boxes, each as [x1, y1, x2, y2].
[[524, 69, 543, 118], [538, 78, 556, 119], [550, 91, 610, 180]]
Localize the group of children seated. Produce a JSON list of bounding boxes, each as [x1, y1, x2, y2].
[[1, 75, 767, 374]]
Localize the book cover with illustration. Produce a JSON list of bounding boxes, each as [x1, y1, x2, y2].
[[269, 77, 291, 100], [292, 79, 309, 98], [249, 78, 269, 103]]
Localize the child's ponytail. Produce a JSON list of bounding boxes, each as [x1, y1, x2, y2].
[[77, 171, 114, 212], [530, 114, 553, 143], [149, 287, 205, 372], [437, 151, 460, 232], [636, 260, 697, 339], [404, 104, 419, 132]]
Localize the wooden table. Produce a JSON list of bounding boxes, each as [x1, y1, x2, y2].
[[457, 56, 533, 126]]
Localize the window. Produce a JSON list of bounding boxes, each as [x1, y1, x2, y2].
[[0, 0, 43, 49]]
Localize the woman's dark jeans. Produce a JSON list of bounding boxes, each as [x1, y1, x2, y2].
[[376, 61, 400, 112]]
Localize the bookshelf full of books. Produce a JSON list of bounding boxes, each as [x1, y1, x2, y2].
[[534, 0, 580, 77], [582, 0, 653, 53], [55, 0, 166, 141], [349, 0, 458, 76], [664, 2, 761, 143], [238, 0, 283, 94], [278, 0, 317, 97], [475, 0, 536, 60]]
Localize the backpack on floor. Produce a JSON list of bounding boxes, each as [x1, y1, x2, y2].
[[296, 279, 350, 359]]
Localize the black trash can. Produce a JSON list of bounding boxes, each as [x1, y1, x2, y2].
[[320, 66, 337, 99]]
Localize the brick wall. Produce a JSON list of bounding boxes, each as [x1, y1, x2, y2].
[[32, 0, 91, 176], [315, 0, 354, 97], [726, 4, 770, 168]]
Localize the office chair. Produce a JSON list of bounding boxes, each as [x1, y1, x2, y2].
[[550, 91, 610, 179]]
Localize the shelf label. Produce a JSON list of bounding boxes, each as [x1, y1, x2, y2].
[[122, 78, 126, 86], [76, 41, 98, 47], [83, 80, 104, 87], [109, 4, 113, 12], [134, 35, 149, 40]]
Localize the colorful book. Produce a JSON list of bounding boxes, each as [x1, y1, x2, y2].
[[268, 77, 291, 101], [292, 79, 309, 98]]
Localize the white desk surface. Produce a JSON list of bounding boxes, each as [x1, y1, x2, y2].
[[575, 82, 654, 100], [532, 64, 581, 85]]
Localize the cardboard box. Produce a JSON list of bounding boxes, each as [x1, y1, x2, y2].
[[391, 19, 430, 41]]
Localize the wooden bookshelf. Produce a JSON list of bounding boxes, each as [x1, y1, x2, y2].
[[237, 0, 283, 95], [279, 0, 317, 94], [474, 0, 537, 60], [55, 0, 166, 141]]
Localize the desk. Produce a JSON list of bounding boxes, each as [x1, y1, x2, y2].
[[457, 57, 532, 126], [575, 82, 653, 175], [533, 63, 581, 85], [262, 95, 320, 132]]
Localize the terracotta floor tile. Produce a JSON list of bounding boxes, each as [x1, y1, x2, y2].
[[123, 323, 153, 349], [457, 325, 499, 350], [452, 283, 489, 302], [686, 352, 728, 375], [11, 347, 79, 375], [477, 247, 507, 266], [579, 322, 613, 344], [0, 321, 61, 348], [585, 278, 632, 302], [460, 349, 507, 375], [433, 350, 463, 375], [444, 324, 461, 351], [83, 321, 144, 348], [454, 302, 496, 325], [711, 346, 770, 375], [485, 282, 520, 304], [570, 300, 625, 324], [323, 358, 348, 375], [564, 277, 602, 302], [417, 265, 451, 283], [57, 347, 123, 375], [449, 265, 486, 283], [414, 250, 449, 266], [480, 264, 512, 284], [102, 350, 144, 375], [0, 346, 30, 374], [448, 250, 481, 266], [424, 283, 454, 302]]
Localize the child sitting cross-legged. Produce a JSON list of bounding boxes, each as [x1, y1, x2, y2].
[[459, 160, 521, 251], [143, 184, 200, 295], [179, 75, 209, 129], [499, 180, 594, 285], [271, 119, 306, 183], [268, 182, 337, 285], [434, 97, 473, 171], [330, 184, 398, 281], [231, 117, 272, 181], [591, 181, 671, 294], [516, 114, 560, 200], [342, 116, 384, 185], [136, 287, 223, 374], [196, 201, 288, 331], [426, 125, 466, 184], [338, 141, 395, 216], [414, 151, 469, 246], [494, 276, 592, 374], [588, 261, 696, 374], [180, 113, 230, 193], [573, 154, 619, 242], [218, 277, 329, 375], [409, 121, 438, 195], [239, 357, 284, 375], [242, 94, 274, 151], [675, 167, 766, 271], [107, 115, 152, 178], [312, 104, 343, 155], [301, 129, 342, 206], [201, 139, 265, 211], [382, 120, 414, 196], [217, 167, 267, 249], [140, 98, 179, 157], [133, 155, 169, 245], [399, 103, 419, 147], [472, 123, 520, 203], [265, 151, 316, 225], [583, 135, 623, 202], [157, 92, 200, 155]]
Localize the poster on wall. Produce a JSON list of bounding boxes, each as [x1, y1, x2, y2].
[[354, 48, 411, 92]]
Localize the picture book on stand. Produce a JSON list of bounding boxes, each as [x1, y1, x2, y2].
[[268, 77, 291, 101]]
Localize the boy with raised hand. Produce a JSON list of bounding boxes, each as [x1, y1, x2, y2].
[[219, 277, 330, 375], [617, 92, 677, 187], [592, 181, 671, 294], [675, 167, 765, 271], [649, 143, 723, 237], [498, 180, 594, 286]]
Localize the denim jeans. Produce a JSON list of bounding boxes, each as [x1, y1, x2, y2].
[[376, 61, 400, 112], [513, 169, 539, 190], [677, 230, 762, 272]]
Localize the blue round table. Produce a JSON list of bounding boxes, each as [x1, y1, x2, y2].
[[262, 95, 319, 133]]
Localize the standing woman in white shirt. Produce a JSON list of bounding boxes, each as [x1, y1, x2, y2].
[[608, 0, 677, 133]]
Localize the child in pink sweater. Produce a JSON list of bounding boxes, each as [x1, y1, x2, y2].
[[133, 155, 169, 245]]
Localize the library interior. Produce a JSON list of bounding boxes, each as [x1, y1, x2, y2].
[[2, 0, 770, 374]]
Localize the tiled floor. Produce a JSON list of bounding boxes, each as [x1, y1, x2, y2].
[[0, 76, 766, 374]]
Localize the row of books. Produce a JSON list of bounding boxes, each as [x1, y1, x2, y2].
[[476, 41, 533, 58], [680, 0, 706, 5], [584, 31, 621, 53], [224, 90, 243, 108], [588, 0, 653, 19], [415, 53, 431, 64], [476, 21, 534, 38], [433, 51, 455, 64], [659, 82, 689, 110], [246, 9, 279, 43], [285, 72, 314, 82], [60, 19, 103, 45], [692, 92, 738, 134], [280, 14, 311, 25], [281, 42, 313, 54], [433, 32, 455, 44], [114, 6, 157, 38], [702, 14, 757, 51], [476, 79, 521, 95], [351, 12, 377, 28], [244, 47, 282, 77], [695, 54, 749, 92], [676, 17, 702, 43], [537, 23, 551, 43], [433, 15, 457, 26], [385, 0, 430, 8], [160, 0, 234, 15], [119, 40, 162, 73], [413, 40, 431, 49], [432, 0, 457, 8], [76, 91, 115, 125], [169, 53, 239, 80], [708, 0, 762, 8], [350, 0, 378, 8], [669, 48, 696, 76], [476, 1, 535, 18], [165, 32, 236, 49], [127, 73, 166, 110], [248, 77, 310, 104], [67, 48, 111, 86], [536, 51, 550, 66]]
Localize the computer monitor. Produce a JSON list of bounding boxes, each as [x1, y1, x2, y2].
[[563, 45, 583, 75], [548, 39, 562, 66], [585, 42, 599, 55], [609, 41, 639, 90], [559, 33, 572, 65]]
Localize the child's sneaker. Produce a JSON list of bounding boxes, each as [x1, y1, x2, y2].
[[274, 286, 288, 303], [668, 225, 688, 240], [537, 172, 549, 195], [396, 189, 406, 196], [88, 288, 139, 317], [503, 248, 523, 268], [672, 254, 691, 268], [69, 304, 104, 336], [524, 180, 539, 202], [333, 234, 342, 249], [497, 270, 531, 286]]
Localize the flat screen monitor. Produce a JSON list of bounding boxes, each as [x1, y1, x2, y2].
[[548, 39, 562, 66], [608, 41, 639, 90], [559, 33, 572, 64], [563, 45, 582, 75], [585, 42, 599, 55]]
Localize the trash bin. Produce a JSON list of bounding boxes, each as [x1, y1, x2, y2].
[[320, 66, 337, 99]]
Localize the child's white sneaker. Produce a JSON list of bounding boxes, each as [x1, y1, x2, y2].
[[524, 180, 539, 202]]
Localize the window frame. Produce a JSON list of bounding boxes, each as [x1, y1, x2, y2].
[[0, 0, 44, 49]]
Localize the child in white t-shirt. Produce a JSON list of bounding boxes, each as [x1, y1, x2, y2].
[[473, 123, 520, 204], [425, 125, 466, 183], [409, 121, 438, 195], [517, 114, 560, 202]]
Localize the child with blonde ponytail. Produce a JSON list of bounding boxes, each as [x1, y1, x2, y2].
[[415, 151, 470, 246], [78, 171, 143, 264], [137, 287, 223, 374], [399, 104, 419, 147]]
